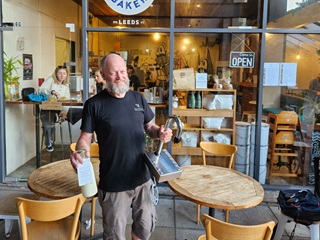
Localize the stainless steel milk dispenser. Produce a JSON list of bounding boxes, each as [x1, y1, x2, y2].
[[145, 115, 183, 182]]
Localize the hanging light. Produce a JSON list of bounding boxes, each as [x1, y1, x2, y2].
[[153, 33, 160, 41], [296, 44, 300, 60]]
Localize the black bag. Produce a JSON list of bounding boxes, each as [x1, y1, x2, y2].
[[277, 189, 320, 225], [21, 88, 35, 101]]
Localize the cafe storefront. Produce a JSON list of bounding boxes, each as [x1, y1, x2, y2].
[[1, 0, 320, 189]]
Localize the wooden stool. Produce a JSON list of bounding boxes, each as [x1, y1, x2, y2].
[[0, 193, 39, 238], [241, 111, 256, 122]]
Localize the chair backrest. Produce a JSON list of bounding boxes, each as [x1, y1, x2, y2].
[[200, 142, 237, 169], [16, 194, 86, 240], [70, 142, 99, 157], [274, 131, 295, 145], [200, 214, 275, 240]]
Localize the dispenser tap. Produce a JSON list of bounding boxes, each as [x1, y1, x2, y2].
[[155, 115, 183, 156]]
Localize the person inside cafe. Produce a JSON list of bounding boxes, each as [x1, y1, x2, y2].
[[92, 68, 106, 94], [70, 53, 173, 240], [127, 64, 140, 91], [38, 65, 70, 152], [309, 73, 320, 98]]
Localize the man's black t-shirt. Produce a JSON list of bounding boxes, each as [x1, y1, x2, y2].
[[81, 90, 154, 192]]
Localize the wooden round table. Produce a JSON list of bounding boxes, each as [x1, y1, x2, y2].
[[167, 165, 264, 211], [28, 158, 99, 199]]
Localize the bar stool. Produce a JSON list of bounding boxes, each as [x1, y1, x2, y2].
[[40, 119, 72, 160], [241, 110, 256, 122], [40, 102, 72, 161]]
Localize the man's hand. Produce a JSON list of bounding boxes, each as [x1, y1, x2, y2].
[[70, 149, 90, 172], [158, 125, 173, 143]]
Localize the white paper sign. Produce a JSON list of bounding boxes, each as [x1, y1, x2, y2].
[[77, 159, 94, 186], [280, 63, 297, 86], [263, 62, 297, 86], [196, 73, 207, 88], [263, 63, 280, 86]]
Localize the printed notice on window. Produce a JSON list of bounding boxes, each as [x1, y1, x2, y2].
[[280, 63, 297, 86], [77, 160, 94, 186], [263, 62, 297, 86], [263, 63, 280, 86]]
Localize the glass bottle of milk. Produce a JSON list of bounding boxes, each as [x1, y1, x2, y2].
[[77, 149, 97, 198]]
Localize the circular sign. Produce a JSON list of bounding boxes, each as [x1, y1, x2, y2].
[[105, 0, 154, 16]]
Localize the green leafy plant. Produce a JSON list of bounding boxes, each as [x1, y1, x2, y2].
[[4, 52, 22, 84], [3, 52, 23, 99], [299, 95, 320, 124]]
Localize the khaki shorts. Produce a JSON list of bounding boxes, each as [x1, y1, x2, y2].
[[98, 179, 157, 240]]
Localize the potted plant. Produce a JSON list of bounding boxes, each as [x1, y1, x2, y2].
[[3, 52, 23, 100], [299, 95, 320, 125]]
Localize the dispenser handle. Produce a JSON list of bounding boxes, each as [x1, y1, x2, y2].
[[155, 115, 183, 156]]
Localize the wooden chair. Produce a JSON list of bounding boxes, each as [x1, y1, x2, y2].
[[197, 142, 237, 223], [198, 214, 275, 240], [70, 142, 99, 157], [0, 193, 39, 238], [16, 193, 86, 240], [70, 142, 99, 237]]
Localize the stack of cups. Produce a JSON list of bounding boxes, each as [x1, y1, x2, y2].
[[234, 122, 251, 175]]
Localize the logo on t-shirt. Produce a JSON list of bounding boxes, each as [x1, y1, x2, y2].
[[134, 104, 144, 112]]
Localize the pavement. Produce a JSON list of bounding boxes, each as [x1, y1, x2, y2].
[[0, 182, 313, 240]]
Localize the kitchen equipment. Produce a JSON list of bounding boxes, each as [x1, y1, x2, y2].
[[145, 115, 183, 183]]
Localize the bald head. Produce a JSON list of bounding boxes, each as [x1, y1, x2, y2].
[[101, 53, 129, 96]]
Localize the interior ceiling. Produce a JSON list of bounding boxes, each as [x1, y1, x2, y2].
[[71, 0, 259, 28], [71, 0, 320, 53]]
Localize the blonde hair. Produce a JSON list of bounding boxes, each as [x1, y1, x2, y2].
[[52, 66, 69, 85]]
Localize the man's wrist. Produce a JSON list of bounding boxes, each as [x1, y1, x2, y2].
[[51, 90, 56, 95]]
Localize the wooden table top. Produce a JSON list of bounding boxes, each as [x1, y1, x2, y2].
[[6, 99, 83, 106], [167, 165, 264, 210], [28, 158, 99, 199]]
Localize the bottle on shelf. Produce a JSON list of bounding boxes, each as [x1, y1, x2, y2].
[[187, 91, 195, 109], [195, 91, 202, 109], [172, 95, 179, 108]]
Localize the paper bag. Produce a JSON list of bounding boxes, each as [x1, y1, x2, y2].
[[173, 68, 195, 90]]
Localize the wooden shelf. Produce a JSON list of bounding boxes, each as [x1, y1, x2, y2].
[[172, 89, 237, 163]]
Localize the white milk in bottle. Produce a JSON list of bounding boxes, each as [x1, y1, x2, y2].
[[77, 149, 97, 197]]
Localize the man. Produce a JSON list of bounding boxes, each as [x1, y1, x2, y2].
[[308, 73, 320, 99], [127, 64, 140, 91], [92, 68, 106, 94], [70, 53, 172, 240]]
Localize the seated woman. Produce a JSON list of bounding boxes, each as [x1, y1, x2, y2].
[[38, 66, 70, 152]]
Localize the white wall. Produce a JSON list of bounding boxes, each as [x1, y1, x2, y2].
[[3, 0, 81, 174]]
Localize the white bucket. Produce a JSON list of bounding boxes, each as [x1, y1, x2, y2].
[[251, 122, 270, 146], [234, 163, 249, 175], [176, 155, 191, 166], [249, 144, 268, 167], [249, 144, 268, 184], [249, 163, 267, 184], [235, 121, 251, 145], [235, 145, 250, 165]]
